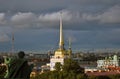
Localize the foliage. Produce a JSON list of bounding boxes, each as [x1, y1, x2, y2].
[[76, 73, 88, 79], [30, 71, 87, 79], [62, 58, 84, 74], [0, 65, 7, 78], [31, 58, 86, 79], [30, 71, 120, 79], [54, 62, 62, 71]]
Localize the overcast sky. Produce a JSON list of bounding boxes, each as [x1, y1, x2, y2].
[[0, 0, 120, 52]]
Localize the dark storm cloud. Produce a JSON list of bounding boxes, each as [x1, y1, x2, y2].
[[0, 0, 120, 13], [0, 0, 120, 50], [0, 5, 120, 30], [0, 0, 65, 13]]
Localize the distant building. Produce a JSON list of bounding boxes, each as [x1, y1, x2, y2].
[[97, 55, 119, 68], [50, 13, 72, 71]]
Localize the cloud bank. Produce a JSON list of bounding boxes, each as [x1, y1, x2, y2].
[[0, 0, 120, 51], [0, 32, 10, 42], [0, 13, 6, 25], [0, 5, 120, 30]]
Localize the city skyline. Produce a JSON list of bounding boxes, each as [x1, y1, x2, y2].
[[0, 0, 120, 52]]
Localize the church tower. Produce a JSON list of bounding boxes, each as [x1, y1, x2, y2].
[[54, 12, 66, 58], [50, 12, 72, 71]]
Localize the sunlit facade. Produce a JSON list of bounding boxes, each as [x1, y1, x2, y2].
[[97, 55, 119, 68]]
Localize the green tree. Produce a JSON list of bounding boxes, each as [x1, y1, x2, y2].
[[31, 58, 86, 79], [54, 62, 62, 71], [68, 71, 76, 79], [49, 71, 59, 79], [76, 74, 88, 79], [62, 58, 84, 74], [0, 65, 7, 78]]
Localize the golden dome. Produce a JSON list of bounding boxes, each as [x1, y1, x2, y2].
[[54, 49, 66, 58]]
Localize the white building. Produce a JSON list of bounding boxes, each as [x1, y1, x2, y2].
[[97, 55, 119, 68]]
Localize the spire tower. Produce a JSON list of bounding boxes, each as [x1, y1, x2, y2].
[[54, 12, 66, 58], [59, 12, 64, 50], [50, 12, 72, 71]]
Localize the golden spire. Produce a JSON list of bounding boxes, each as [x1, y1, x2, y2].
[[59, 12, 64, 50], [54, 12, 66, 58]]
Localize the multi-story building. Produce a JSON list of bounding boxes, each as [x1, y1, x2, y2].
[[97, 55, 119, 68]]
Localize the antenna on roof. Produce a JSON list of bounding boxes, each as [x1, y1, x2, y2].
[[11, 30, 14, 53]]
